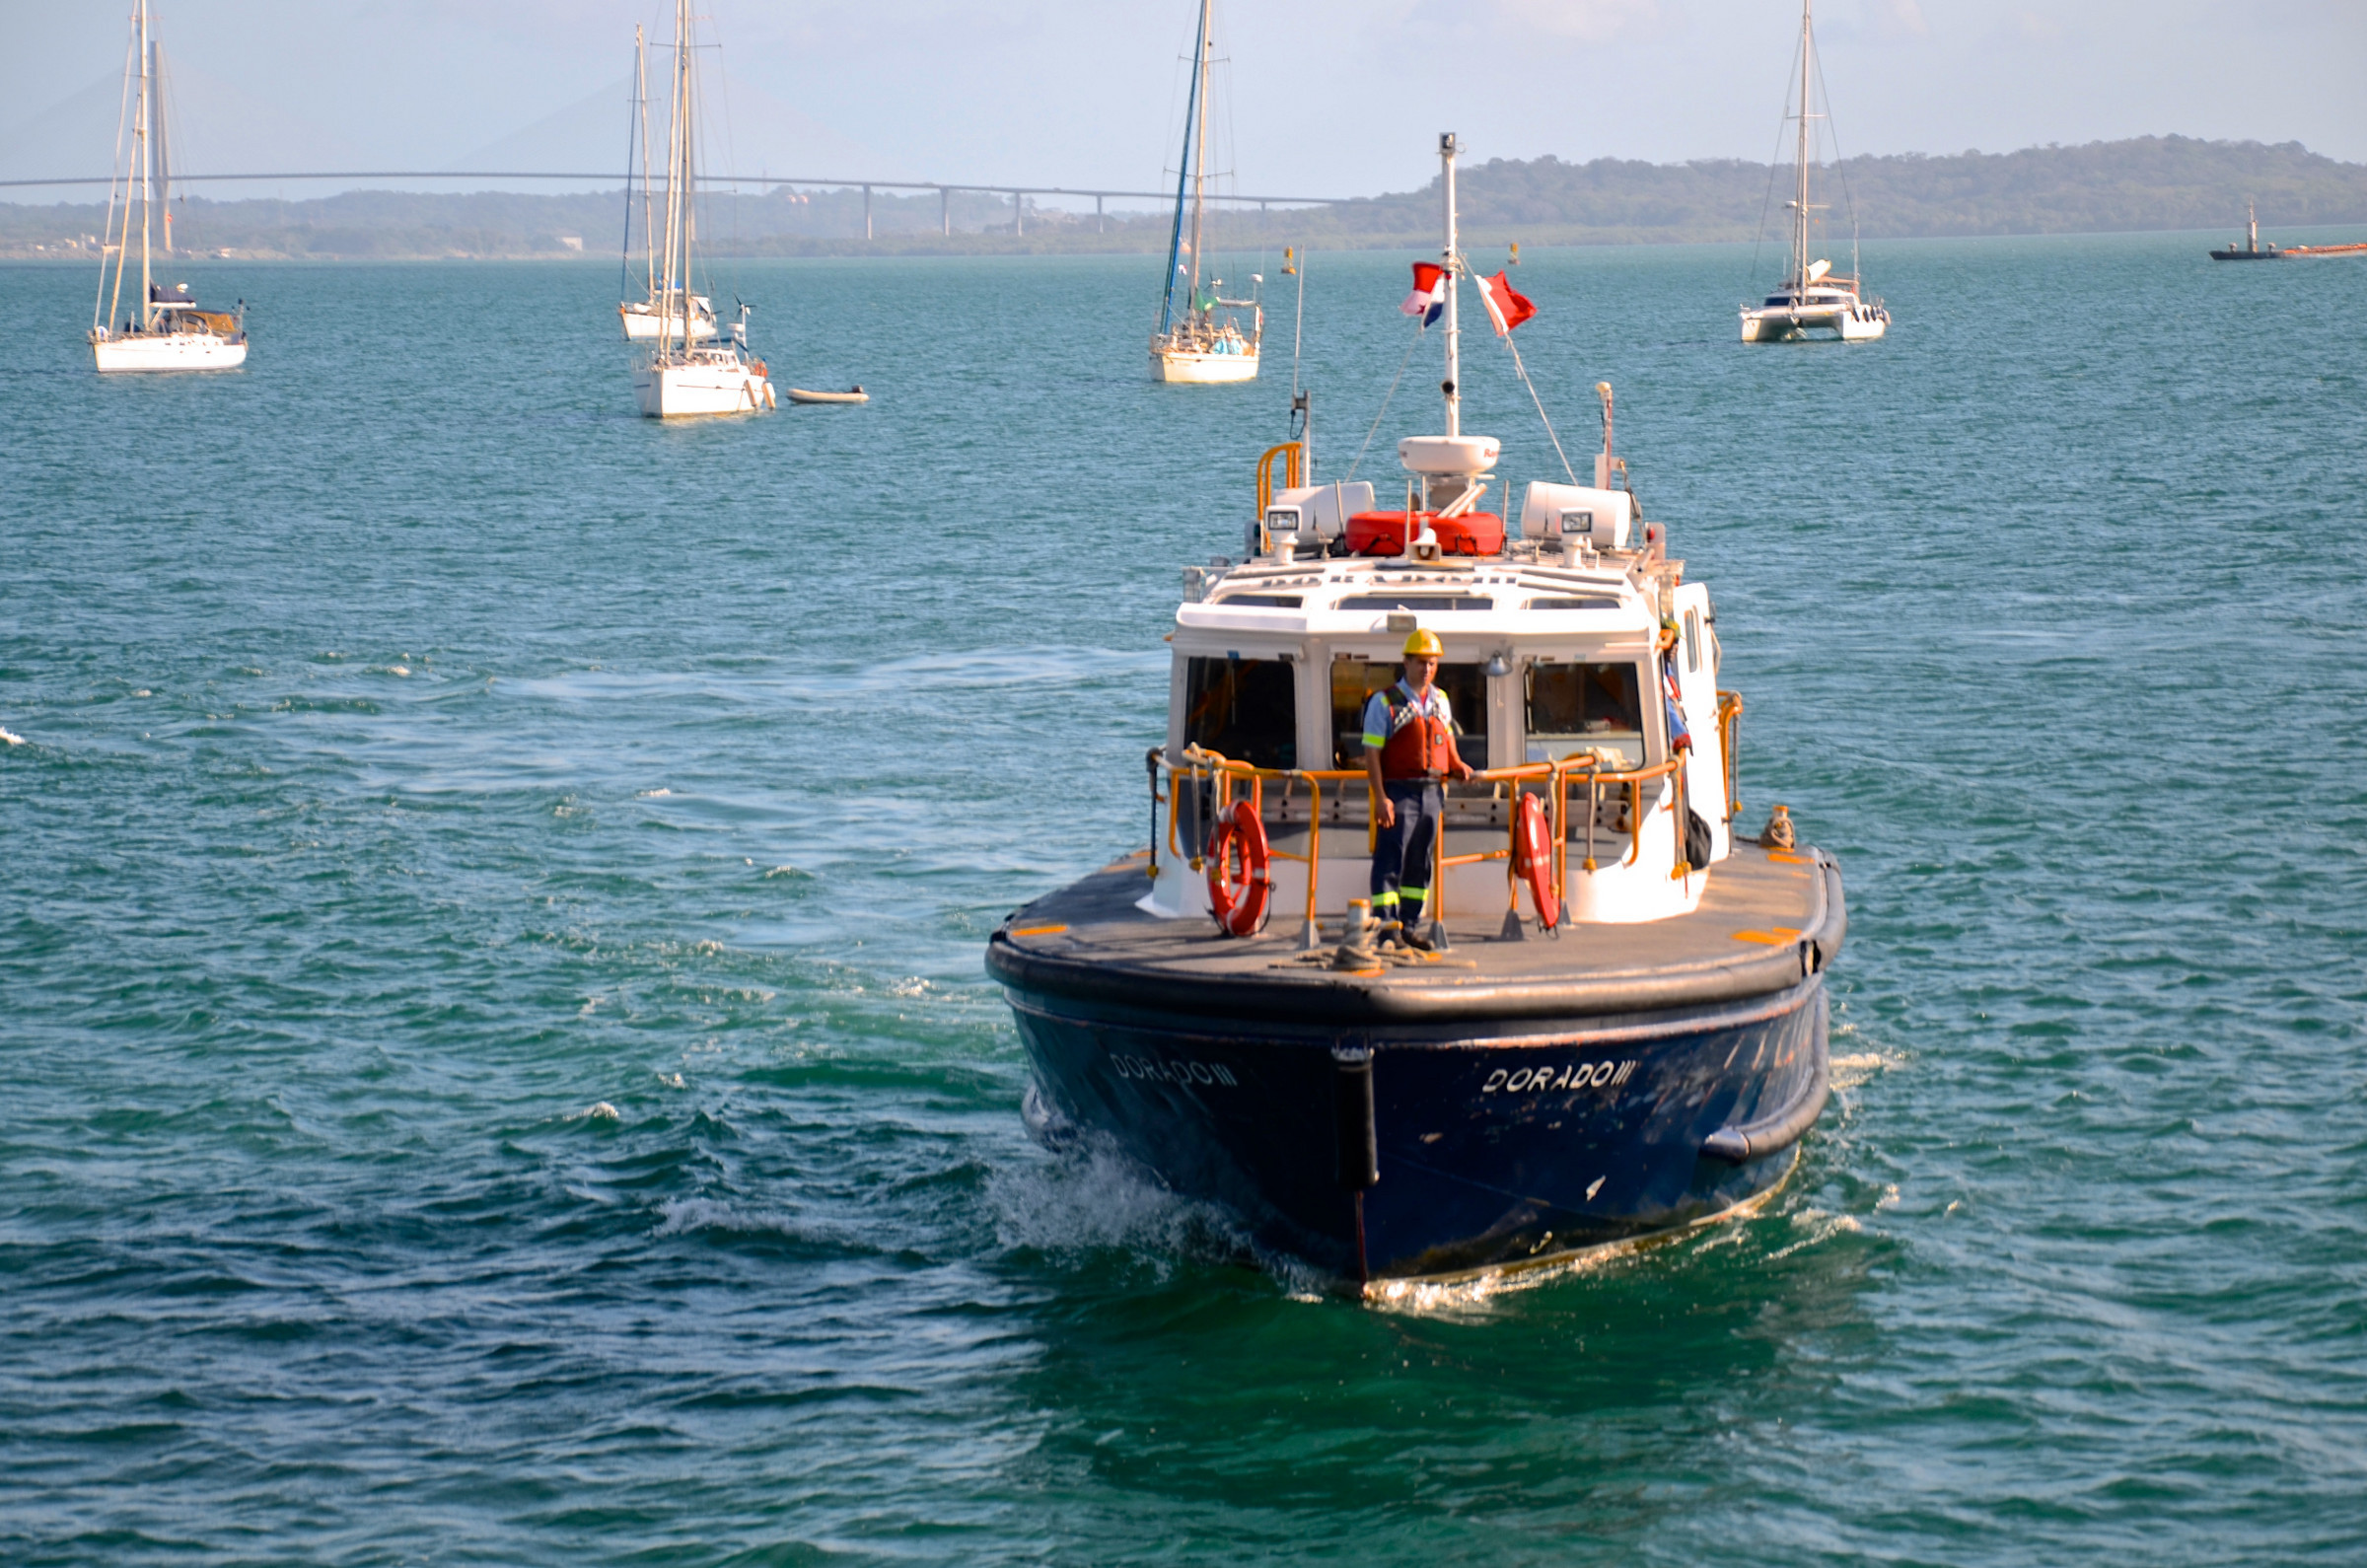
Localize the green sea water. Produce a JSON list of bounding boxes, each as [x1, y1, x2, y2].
[[3, 232, 2365, 1565]]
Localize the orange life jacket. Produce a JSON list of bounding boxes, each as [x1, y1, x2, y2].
[[1378, 685, 1457, 780]]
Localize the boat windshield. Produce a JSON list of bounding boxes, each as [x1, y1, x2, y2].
[[1183, 656, 1296, 769], [1525, 661, 1645, 768], [1330, 659, 1486, 769]]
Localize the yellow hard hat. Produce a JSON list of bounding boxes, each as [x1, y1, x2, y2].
[[1403, 628, 1444, 657]]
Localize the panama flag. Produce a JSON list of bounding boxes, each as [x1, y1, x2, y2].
[[1471, 269, 1538, 335], [1399, 261, 1447, 323]]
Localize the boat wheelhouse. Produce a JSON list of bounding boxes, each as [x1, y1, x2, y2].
[[991, 134, 1845, 1290]]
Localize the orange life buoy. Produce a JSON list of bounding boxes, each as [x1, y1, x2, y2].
[[1205, 803, 1271, 938], [1513, 791, 1560, 929]]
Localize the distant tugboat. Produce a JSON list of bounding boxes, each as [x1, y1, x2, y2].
[[991, 133, 1846, 1292], [2211, 201, 2285, 261]]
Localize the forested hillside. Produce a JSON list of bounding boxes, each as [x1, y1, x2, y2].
[[6, 136, 2363, 258]]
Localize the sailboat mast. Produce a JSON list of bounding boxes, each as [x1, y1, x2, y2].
[[639, 26, 655, 301], [1795, 0, 1812, 288], [155, 41, 174, 256], [1155, 0, 1209, 337], [1185, 0, 1211, 323], [660, 0, 688, 341], [1442, 132, 1461, 440], [101, 21, 135, 335], [136, 0, 153, 329]]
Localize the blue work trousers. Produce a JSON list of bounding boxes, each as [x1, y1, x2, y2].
[[1371, 780, 1442, 924]]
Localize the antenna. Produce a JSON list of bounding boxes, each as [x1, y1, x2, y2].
[[1440, 131, 1460, 440]]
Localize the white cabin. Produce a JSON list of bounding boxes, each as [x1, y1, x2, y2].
[[1146, 473, 1735, 930]]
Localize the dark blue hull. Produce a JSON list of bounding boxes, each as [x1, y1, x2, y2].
[[1005, 976, 1829, 1282]]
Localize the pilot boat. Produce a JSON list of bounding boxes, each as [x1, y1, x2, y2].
[[1739, 0, 1889, 343], [989, 133, 1846, 1290]]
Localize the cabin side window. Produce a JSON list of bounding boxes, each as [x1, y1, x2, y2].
[[1683, 610, 1700, 674], [1331, 658, 1487, 769], [1525, 662, 1645, 769], [1183, 657, 1296, 769]]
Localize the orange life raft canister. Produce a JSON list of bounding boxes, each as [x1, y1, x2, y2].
[[1345, 510, 1506, 557]]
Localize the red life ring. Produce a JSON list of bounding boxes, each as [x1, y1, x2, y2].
[[1513, 792, 1560, 929], [1205, 803, 1271, 938]]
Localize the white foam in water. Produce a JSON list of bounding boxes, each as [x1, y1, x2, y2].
[[583, 1102, 619, 1121], [989, 1137, 1256, 1276], [0, 727, 23, 747]]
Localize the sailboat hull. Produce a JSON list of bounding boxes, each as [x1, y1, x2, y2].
[[90, 331, 248, 373], [1150, 348, 1260, 384], [1739, 303, 1888, 343], [633, 358, 774, 418]]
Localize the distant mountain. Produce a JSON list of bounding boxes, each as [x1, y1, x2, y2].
[[8, 136, 2365, 259]]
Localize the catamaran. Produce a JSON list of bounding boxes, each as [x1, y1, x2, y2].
[[631, 0, 772, 418], [88, 0, 247, 374], [1739, 0, 1889, 343], [1148, 0, 1261, 383], [616, 24, 717, 342]]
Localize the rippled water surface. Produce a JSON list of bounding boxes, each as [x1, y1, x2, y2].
[[4, 234, 2365, 1564]]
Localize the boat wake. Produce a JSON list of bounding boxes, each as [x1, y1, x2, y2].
[[989, 1132, 1267, 1281]]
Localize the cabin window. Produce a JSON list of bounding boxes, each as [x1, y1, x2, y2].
[[1183, 656, 1296, 769], [1336, 594, 1494, 612], [1525, 661, 1645, 769], [1683, 610, 1700, 674], [1331, 658, 1487, 769]]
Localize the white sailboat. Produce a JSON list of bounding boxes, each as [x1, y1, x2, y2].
[[631, 0, 773, 418], [616, 24, 716, 343], [1739, 0, 1889, 344], [88, 0, 247, 374], [1148, 0, 1260, 384]]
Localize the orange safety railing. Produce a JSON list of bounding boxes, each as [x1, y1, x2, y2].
[[1158, 746, 1690, 933], [1716, 689, 1743, 822]]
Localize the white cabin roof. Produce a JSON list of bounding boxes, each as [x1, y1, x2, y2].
[[1175, 552, 1665, 645]]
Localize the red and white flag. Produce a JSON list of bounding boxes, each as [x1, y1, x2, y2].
[[1399, 261, 1447, 323], [1471, 269, 1538, 335]]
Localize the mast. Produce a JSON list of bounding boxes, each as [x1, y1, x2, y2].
[[631, 25, 655, 301], [154, 41, 173, 256], [658, 0, 688, 347], [1794, 0, 1813, 288], [136, 0, 153, 329], [1441, 132, 1460, 439], [1155, 0, 1209, 338], [100, 15, 136, 335], [1185, 0, 1212, 328]]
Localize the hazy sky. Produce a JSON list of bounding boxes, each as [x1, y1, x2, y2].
[[4, 0, 2362, 203]]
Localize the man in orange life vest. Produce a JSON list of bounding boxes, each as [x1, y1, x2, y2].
[[1363, 628, 1475, 947]]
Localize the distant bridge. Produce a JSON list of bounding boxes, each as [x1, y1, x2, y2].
[[0, 171, 1349, 237]]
